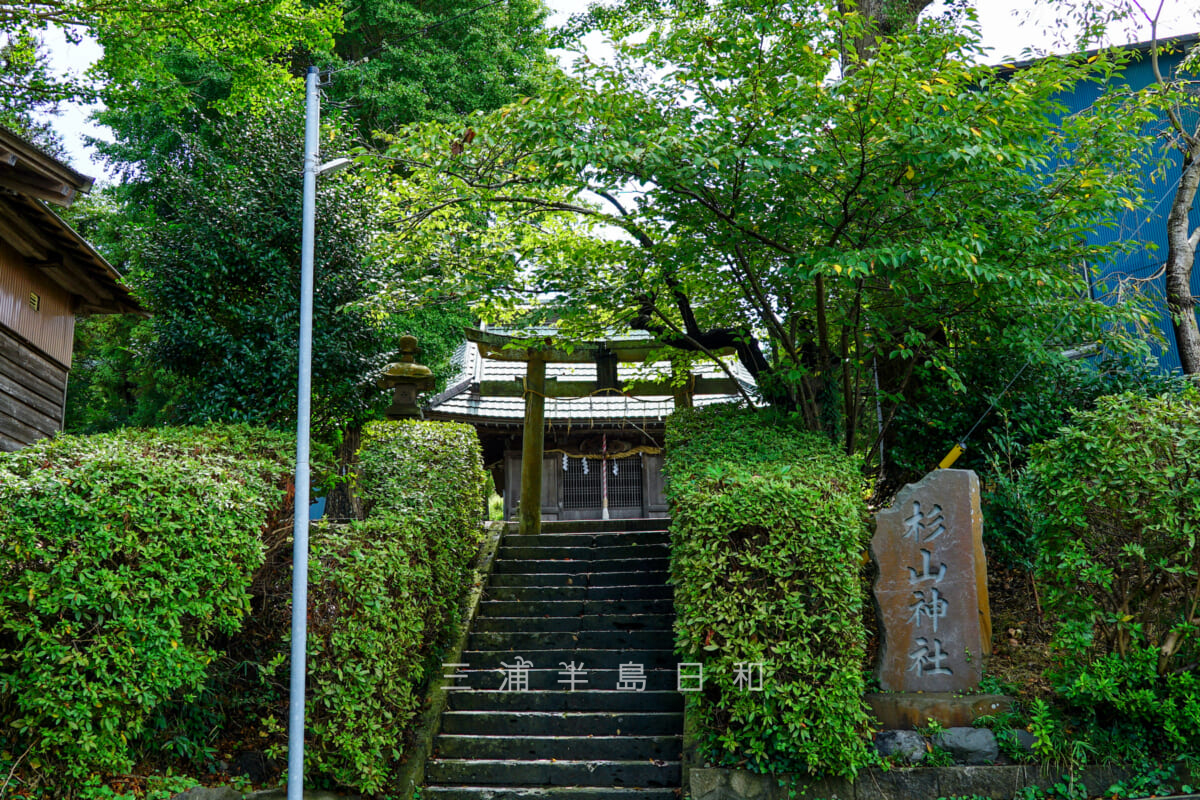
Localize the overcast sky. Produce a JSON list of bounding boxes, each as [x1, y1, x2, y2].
[[42, 0, 1200, 179]]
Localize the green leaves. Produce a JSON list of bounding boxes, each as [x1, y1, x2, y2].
[[664, 404, 871, 777], [1051, 646, 1200, 759], [322, 0, 550, 136], [5, 0, 338, 113], [0, 424, 295, 781], [121, 105, 395, 433], [1028, 388, 1200, 681], [0, 420, 487, 791], [369, 1, 1160, 455], [298, 420, 488, 792]]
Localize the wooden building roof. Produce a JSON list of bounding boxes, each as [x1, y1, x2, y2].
[[0, 126, 141, 315]]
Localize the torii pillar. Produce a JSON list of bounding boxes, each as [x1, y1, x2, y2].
[[519, 355, 546, 535], [464, 325, 729, 534]]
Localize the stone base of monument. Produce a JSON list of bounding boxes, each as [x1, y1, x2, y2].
[[865, 692, 1014, 730]]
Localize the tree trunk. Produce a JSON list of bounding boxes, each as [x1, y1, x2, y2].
[[838, 0, 934, 61], [1165, 146, 1200, 375], [324, 423, 364, 521]]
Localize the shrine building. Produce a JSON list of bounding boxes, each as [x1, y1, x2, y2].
[[423, 326, 754, 527]]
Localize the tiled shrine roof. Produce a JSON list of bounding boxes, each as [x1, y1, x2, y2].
[[424, 335, 756, 427]]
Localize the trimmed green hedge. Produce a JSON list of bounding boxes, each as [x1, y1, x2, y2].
[[0, 425, 295, 781], [665, 405, 870, 777], [0, 419, 487, 794], [297, 419, 488, 792]]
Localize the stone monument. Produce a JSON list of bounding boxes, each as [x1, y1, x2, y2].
[[867, 469, 1006, 728], [873, 468, 990, 691]]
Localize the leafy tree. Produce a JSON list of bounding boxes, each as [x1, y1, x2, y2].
[[324, 0, 549, 136], [1037, 1, 1200, 374], [66, 0, 551, 435], [59, 184, 201, 432], [2, 0, 338, 111], [64, 314, 193, 432], [1135, 8, 1200, 374], [131, 106, 395, 431], [369, 1, 1158, 468], [25, 0, 543, 434], [0, 32, 67, 154], [88, 0, 550, 170]]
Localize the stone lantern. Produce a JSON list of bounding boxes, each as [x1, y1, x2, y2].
[[378, 335, 435, 419]]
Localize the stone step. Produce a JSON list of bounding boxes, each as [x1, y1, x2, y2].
[[447, 690, 683, 713], [423, 787, 678, 800], [425, 759, 680, 787], [538, 519, 670, 534], [434, 734, 682, 760], [461, 649, 678, 671], [472, 614, 675, 633], [467, 631, 673, 652], [497, 545, 670, 562], [503, 532, 671, 548], [489, 572, 671, 588], [422, 518, 680, 799], [477, 600, 674, 617], [484, 585, 672, 603], [439, 711, 683, 737], [449, 668, 680, 693], [493, 559, 671, 575]]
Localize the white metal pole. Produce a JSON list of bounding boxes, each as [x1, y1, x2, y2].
[[287, 64, 320, 800]]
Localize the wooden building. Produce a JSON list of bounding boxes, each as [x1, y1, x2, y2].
[[0, 126, 140, 451], [425, 327, 754, 524]]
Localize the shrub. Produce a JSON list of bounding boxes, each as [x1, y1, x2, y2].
[[356, 418, 486, 520], [1028, 390, 1200, 673], [1027, 389, 1200, 761], [0, 426, 294, 782], [296, 419, 488, 792], [1052, 646, 1200, 760], [665, 404, 871, 777], [978, 445, 1040, 570], [889, 351, 1190, 568]]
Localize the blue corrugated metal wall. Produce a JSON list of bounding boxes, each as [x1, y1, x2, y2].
[[1060, 44, 1200, 372]]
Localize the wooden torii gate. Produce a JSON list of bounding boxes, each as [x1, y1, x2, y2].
[[466, 328, 741, 534]]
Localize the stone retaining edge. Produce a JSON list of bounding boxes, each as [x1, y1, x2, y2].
[[690, 764, 1200, 800], [391, 520, 507, 799], [681, 695, 698, 793]]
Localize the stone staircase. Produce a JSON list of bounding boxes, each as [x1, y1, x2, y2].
[[424, 519, 682, 800]]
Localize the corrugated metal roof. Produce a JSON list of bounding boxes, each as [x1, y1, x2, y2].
[[999, 32, 1199, 73], [488, 325, 657, 342]]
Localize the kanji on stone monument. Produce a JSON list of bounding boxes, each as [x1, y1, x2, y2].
[[872, 469, 991, 692]]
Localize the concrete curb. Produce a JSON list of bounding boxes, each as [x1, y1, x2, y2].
[[681, 697, 700, 796], [243, 790, 360, 800], [690, 764, 1200, 800], [172, 789, 360, 800]]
